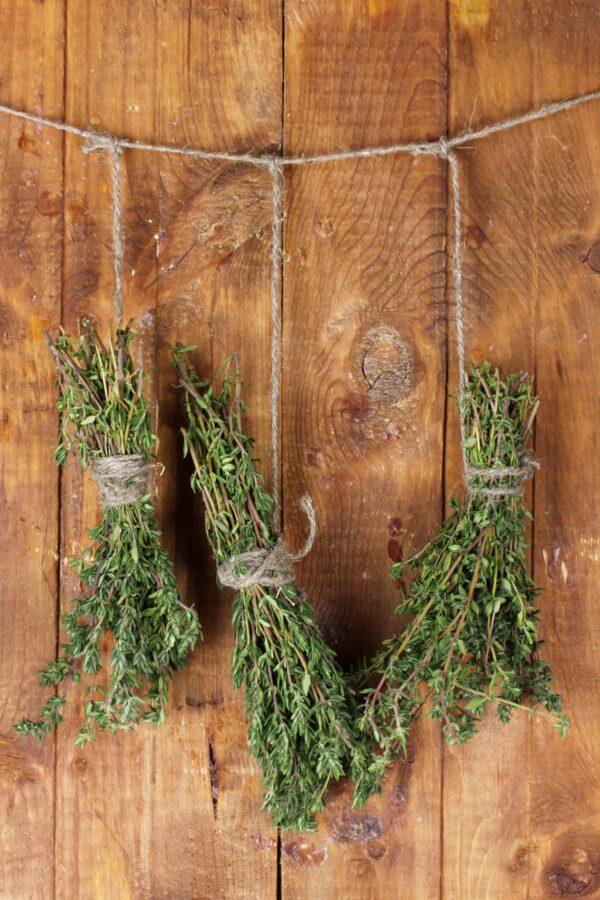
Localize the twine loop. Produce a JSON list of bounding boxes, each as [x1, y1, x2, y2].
[[217, 495, 316, 590], [91, 454, 151, 508], [464, 454, 539, 499]]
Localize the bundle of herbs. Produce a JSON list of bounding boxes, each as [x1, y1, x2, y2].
[[353, 363, 568, 807], [174, 348, 369, 831], [15, 324, 200, 746]]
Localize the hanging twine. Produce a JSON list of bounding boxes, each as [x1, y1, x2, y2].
[[267, 159, 284, 525], [82, 133, 124, 327], [91, 454, 150, 508], [6, 88, 600, 504], [217, 495, 316, 590], [82, 136, 134, 501]]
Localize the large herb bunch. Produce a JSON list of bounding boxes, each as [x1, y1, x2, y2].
[[174, 349, 369, 831], [15, 324, 200, 746], [353, 363, 568, 806]]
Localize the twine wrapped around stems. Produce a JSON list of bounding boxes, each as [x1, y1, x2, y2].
[[91, 454, 150, 508], [216, 495, 316, 590], [464, 455, 539, 499]]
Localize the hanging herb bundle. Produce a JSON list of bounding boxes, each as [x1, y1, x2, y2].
[[174, 348, 369, 831], [15, 324, 201, 747], [353, 363, 568, 807]]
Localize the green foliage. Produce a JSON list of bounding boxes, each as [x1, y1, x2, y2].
[[15, 324, 201, 746], [174, 348, 370, 831], [353, 363, 568, 807]]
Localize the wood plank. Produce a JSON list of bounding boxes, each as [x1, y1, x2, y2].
[[282, 2, 447, 896], [443, 86, 536, 900], [0, 2, 64, 898], [56, 3, 161, 898], [449, 0, 600, 131], [153, 156, 278, 899], [531, 100, 600, 898], [445, 3, 600, 897], [57, 1, 282, 896], [138, 2, 282, 897]]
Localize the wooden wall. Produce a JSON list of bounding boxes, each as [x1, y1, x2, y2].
[[1, 1, 599, 897]]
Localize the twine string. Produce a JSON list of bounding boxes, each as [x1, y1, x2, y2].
[[267, 159, 284, 525], [217, 495, 316, 590], [464, 457, 540, 499], [447, 151, 466, 443], [81, 137, 132, 500], [82, 133, 124, 327], [8, 89, 598, 166], [7, 87, 600, 505], [91, 454, 150, 508], [109, 141, 124, 328]]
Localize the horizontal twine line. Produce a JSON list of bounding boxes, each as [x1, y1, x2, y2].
[[0, 87, 598, 169]]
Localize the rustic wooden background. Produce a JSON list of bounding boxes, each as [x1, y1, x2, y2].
[[1, 1, 600, 897]]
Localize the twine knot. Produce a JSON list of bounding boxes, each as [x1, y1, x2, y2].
[[464, 454, 539, 499], [410, 135, 451, 161], [216, 495, 316, 590], [82, 132, 121, 156], [91, 454, 151, 508], [437, 136, 450, 158], [266, 156, 283, 177]]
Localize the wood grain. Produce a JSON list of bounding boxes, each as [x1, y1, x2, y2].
[[152, 156, 277, 899], [531, 101, 600, 899], [2, 2, 600, 898], [0, 1, 64, 897], [446, 3, 600, 898], [285, 0, 446, 154], [449, 0, 600, 134], [54, 2, 281, 899], [282, 2, 447, 897]]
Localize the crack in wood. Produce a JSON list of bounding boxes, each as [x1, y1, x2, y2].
[[207, 740, 219, 820]]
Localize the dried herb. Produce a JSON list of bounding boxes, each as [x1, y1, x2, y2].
[[353, 363, 568, 806], [174, 348, 369, 831], [15, 324, 200, 746]]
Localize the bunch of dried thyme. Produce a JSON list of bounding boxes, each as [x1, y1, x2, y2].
[[15, 324, 200, 746], [174, 348, 369, 831], [353, 363, 568, 807]]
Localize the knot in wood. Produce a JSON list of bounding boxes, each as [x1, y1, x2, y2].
[[359, 326, 415, 400]]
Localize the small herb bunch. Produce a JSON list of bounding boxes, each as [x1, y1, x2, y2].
[[15, 324, 200, 746], [353, 363, 568, 806], [174, 348, 369, 831]]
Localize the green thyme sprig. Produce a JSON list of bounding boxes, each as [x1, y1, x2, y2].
[[353, 363, 568, 807], [174, 348, 370, 831], [15, 324, 201, 746]]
